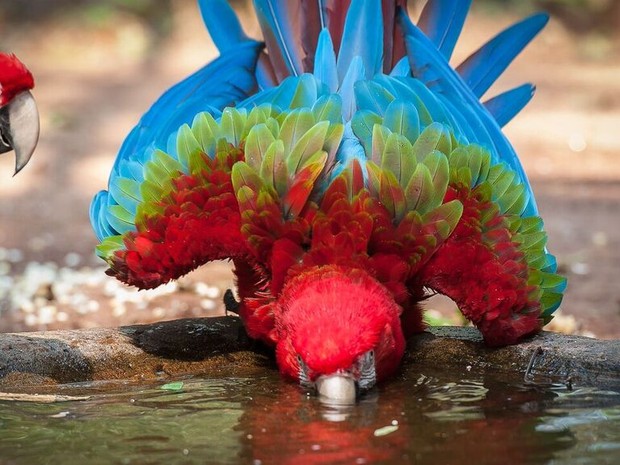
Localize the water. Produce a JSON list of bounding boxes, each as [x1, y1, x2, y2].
[[1, 365, 619, 465]]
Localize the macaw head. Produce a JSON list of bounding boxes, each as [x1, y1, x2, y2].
[[275, 266, 406, 404], [0, 53, 39, 175]]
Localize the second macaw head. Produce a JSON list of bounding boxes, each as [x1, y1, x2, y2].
[[274, 266, 406, 403], [0, 53, 39, 174]]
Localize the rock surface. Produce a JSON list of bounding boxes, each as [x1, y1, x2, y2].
[[1, 318, 618, 392]]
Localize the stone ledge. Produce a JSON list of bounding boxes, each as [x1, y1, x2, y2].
[[1, 317, 618, 392]]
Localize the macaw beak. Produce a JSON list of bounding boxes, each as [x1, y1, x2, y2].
[[0, 90, 40, 175], [315, 372, 358, 404]]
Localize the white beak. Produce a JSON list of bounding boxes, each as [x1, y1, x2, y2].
[[315, 373, 357, 404], [0, 90, 40, 175]]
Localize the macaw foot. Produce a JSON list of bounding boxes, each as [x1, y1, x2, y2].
[[224, 288, 240, 315]]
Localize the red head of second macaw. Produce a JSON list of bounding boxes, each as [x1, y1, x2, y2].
[[0, 52, 39, 174]]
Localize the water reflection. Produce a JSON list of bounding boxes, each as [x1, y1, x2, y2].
[[233, 368, 579, 465], [0, 367, 617, 465]]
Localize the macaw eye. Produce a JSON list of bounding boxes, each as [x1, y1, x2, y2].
[[358, 349, 376, 390], [296, 354, 312, 388]]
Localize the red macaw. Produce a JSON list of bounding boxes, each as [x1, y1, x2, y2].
[[91, 0, 566, 402]]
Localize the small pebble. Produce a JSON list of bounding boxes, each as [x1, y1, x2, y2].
[[200, 299, 216, 310], [0, 261, 10, 276], [591, 232, 608, 247], [152, 307, 166, 318], [567, 132, 587, 153], [6, 249, 24, 263], [570, 262, 590, 275], [112, 304, 127, 317], [38, 305, 57, 325], [64, 252, 82, 268]]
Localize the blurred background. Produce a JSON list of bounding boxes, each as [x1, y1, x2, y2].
[[0, 0, 618, 338]]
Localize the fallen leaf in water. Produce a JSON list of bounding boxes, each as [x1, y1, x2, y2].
[[160, 381, 184, 391]]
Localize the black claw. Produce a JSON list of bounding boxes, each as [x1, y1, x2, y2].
[[524, 346, 544, 384], [224, 288, 240, 315]]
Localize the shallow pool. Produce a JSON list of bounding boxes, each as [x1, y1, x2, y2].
[[1, 364, 619, 465]]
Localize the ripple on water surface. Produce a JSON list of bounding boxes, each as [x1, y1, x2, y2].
[[0, 366, 619, 465]]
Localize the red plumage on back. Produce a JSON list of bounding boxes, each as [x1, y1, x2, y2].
[[0, 53, 34, 106]]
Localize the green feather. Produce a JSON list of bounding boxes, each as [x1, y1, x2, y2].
[[324, 123, 344, 166], [259, 140, 276, 190], [108, 205, 135, 228], [519, 217, 543, 234], [231, 162, 263, 200], [245, 124, 276, 171], [423, 200, 464, 240], [290, 74, 319, 109], [312, 94, 343, 124], [404, 163, 434, 214], [283, 151, 328, 218], [243, 104, 273, 138], [191, 112, 219, 156], [109, 177, 142, 215], [144, 156, 170, 189], [412, 123, 449, 162], [490, 170, 516, 202], [382, 132, 411, 183], [287, 121, 330, 174], [155, 149, 183, 176], [279, 109, 316, 154], [498, 183, 527, 215], [139, 179, 163, 204], [269, 140, 287, 197], [422, 151, 449, 202], [351, 110, 381, 156], [96, 235, 125, 260], [379, 169, 406, 221], [354, 80, 395, 116], [371, 124, 392, 165], [383, 100, 420, 143], [366, 162, 382, 199], [176, 125, 202, 172], [220, 108, 246, 146]]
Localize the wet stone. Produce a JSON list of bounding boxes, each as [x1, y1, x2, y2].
[[0, 320, 619, 392]]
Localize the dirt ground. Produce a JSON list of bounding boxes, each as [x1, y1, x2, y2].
[[0, 4, 619, 338]]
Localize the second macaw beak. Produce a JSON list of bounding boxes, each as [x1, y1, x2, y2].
[[315, 372, 358, 404], [0, 90, 40, 175]]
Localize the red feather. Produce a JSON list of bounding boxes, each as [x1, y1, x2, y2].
[[0, 53, 34, 106]]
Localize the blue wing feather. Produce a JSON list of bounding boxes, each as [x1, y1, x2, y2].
[[484, 83, 535, 128], [313, 29, 339, 92], [456, 13, 548, 98], [253, 0, 304, 77], [399, 12, 538, 216], [91, 40, 262, 240], [198, 0, 249, 52], [417, 0, 472, 60], [111, 41, 261, 177], [336, 0, 383, 81]]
